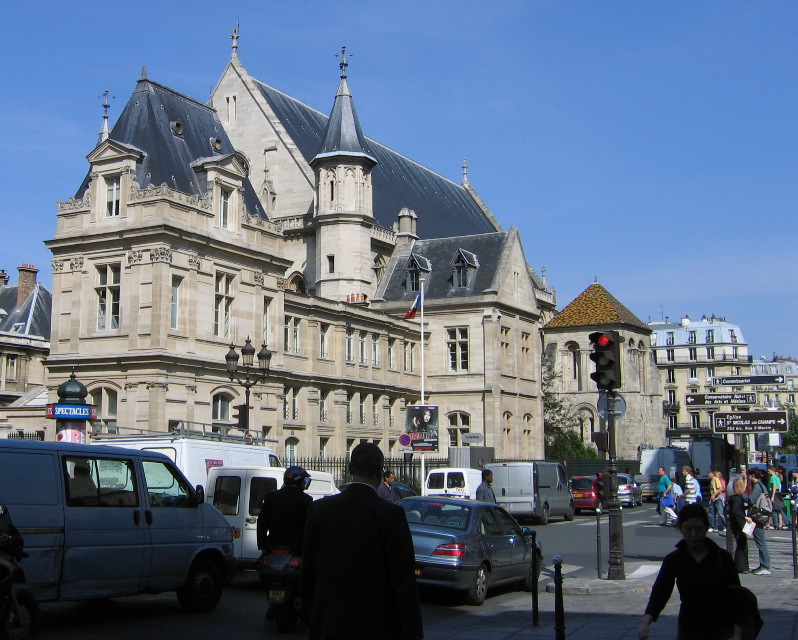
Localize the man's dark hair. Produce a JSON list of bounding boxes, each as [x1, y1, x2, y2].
[[482, 469, 493, 481], [350, 442, 384, 477], [749, 468, 763, 480], [383, 469, 395, 480], [677, 503, 710, 529]]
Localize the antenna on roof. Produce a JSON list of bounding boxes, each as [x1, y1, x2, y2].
[[231, 22, 240, 57]]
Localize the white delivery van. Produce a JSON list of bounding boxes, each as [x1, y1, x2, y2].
[[0, 439, 235, 611], [486, 462, 574, 524], [422, 467, 483, 500], [205, 466, 338, 571], [637, 447, 693, 502], [92, 428, 281, 488]]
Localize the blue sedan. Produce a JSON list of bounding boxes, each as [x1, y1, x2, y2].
[[400, 496, 542, 605]]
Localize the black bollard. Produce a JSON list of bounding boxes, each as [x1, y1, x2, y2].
[[530, 530, 539, 626], [792, 499, 797, 580], [596, 508, 602, 578], [554, 555, 565, 640]]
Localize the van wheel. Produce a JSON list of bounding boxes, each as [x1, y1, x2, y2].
[[539, 504, 550, 525], [564, 501, 575, 521], [177, 559, 223, 612], [465, 564, 489, 605]]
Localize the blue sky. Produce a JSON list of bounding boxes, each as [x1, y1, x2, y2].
[[1, 2, 795, 359]]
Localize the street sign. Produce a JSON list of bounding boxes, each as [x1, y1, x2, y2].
[[685, 392, 757, 406], [597, 393, 626, 419], [46, 404, 98, 420], [461, 432, 484, 444], [712, 375, 785, 386], [712, 411, 789, 434]]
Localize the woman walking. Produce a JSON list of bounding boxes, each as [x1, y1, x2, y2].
[[727, 478, 751, 574]]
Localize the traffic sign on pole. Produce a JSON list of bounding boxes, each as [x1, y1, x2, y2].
[[685, 392, 756, 406], [712, 411, 788, 434], [712, 375, 785, 386]]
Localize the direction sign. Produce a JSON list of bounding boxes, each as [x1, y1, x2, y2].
[[712, 375, 785, 386], [712, 411, 789, 434], [685, 393, 757, 406]]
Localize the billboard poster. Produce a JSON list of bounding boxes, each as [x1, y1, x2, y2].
[[405, 405, 439, 453]]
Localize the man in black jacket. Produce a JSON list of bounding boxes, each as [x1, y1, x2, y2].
[[302, 443, 423, 639], [257, 466, 313, 555]]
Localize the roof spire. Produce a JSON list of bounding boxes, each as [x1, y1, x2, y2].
[[140, 65, 147, 80], [462, 158, 469, 185], [338, 45, 349, 78], [97, 90, 112, 146], [231, 23, 240, 58]]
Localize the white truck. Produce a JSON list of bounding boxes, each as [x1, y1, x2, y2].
[[637, 447, 693, 502], [91, 423, 281, 488]]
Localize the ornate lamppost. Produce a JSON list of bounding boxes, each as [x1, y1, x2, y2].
[[225, 337, 272, 431]]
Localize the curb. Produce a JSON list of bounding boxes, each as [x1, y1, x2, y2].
[[545, 577, 654, 595]]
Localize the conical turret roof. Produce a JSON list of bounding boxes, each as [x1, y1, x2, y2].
[[545, 283, 649, 331]]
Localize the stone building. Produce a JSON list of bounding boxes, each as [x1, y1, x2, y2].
[[542, 283, 665, 459], [43, 40, 555, 459]]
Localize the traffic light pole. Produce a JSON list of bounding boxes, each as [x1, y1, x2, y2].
[[606, 390, 625, 580]]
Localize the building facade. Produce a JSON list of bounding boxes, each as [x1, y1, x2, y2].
[[43, 40, 555, 460], [542, 283, 665, 460]]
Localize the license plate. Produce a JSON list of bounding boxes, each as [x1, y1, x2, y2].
[[268, 589, 286, 603], [414, 568, 422, 576]]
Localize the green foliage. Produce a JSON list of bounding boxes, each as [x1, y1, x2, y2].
[[542, 357, 597, 460], [781, 408, 798, 452]]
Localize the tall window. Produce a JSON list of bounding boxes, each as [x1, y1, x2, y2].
[[729, 330, 737, 344], [359, 394, 367, 425], [404, 341, 415, 372], [448, 412, 470, 447], [105, 175, 121, 217], [706, 347, 715, 359], [688, 348, 697, 360], [668, 414, 678, 430], [687, 331, 697, 344], [407, 267, 420, 292], [345, 329, 354, 362], [706, 366, 715, 380], [706, 330, 715, 344], [219, 188, 232, 229], [319, 437, 329, 458], [319, 324, 329, 359], [96, 264, 121, 330], [454, 263, 468, 288], [90, 387, 118, 431], [667, 368, 676, 383], [319, 390, 329, 422], [346, 393, 353, 424], [212, 393, 231, 422], [666, 349, 675, 362], [447, 328, 469, 372], [358, 332, 367, 364], [262, 297, 271, 346], [521, 332, 531, 377], [689, 367, 698, 379], [283, 387, 299, 421], [387, 338, 395, 369], [371, 334, 379, 366], [214, 273, 234, 338], [284, 317, 300, 354], [170, 276, 182, 330], [285, 438, 298, 465], [666, 332, 675, 346], [690, 413, 701, 429]]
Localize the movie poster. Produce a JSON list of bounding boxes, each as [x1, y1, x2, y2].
[[405, 405, 439, 453]]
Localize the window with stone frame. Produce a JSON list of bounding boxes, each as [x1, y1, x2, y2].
[[96, 263, 121, 331], [214, 272, 234, 338], [219, 187, 232, 229], [446, 328, 469, 372], [212, 393, 232, 422], [105, 175, 121, 218], [90, 387, 118, 432]]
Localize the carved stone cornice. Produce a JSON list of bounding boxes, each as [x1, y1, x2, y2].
[[145, 382, 169, 391], [276, 277, 286, 290], [51, 260, 64, 272], [254, 272, 265, 286], [185, 385, 197, 393], [130, 181, 174, 200], [150, 247, 172, 263], [124, 382, 139, 390], [188, 254, 201, 270], [57, 192, 91, 212], [127, 250, 143, 265]]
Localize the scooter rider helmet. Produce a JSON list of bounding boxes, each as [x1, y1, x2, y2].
[[284, 465, 312, 491]]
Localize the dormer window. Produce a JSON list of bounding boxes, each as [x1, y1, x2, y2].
[[451, 249, 478, 290], [105, 175, 121, 217], [219, 187, 232, 229], [405, 253, 431, 293]]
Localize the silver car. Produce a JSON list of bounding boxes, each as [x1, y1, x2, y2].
[[400, 496, 542, 605], [617, 473, 643, 507]]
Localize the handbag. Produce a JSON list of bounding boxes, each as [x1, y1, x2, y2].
[[660, 493, 675, 509]]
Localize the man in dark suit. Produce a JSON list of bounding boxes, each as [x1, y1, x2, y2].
[[302, 443, 423, 639]]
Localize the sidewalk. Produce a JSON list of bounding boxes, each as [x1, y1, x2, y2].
[[424, 560, 798, 639]]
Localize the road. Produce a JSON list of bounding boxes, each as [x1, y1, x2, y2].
[[37, 503, 798, 639]]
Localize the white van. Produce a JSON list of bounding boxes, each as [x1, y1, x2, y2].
[[486, 462, 574, 524], [422, 467, 483, 500], [92, 431, 281, 488], [205, 466, 338, 571], [0, 439, 235, 611]]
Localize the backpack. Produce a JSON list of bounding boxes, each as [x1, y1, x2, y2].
[[749, 483, 773, 526]]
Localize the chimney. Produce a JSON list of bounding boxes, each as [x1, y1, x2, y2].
[[0, 270, 8, 286], [17, 264, 38, 307]]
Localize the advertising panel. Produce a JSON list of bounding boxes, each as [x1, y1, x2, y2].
[[405, 405, 439, 453]]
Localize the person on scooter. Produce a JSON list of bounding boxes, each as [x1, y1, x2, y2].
[[257, 466, 313, 555]]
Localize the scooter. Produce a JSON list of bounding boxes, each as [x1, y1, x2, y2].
[[257, 546, 302, 633], [0, 505, 38, 640]]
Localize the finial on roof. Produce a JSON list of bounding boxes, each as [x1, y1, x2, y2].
[[337, 46, 349, 78], [541, 266, 547, 287], [462, 159, 469, 185], [231, 23, 240, 57], [594, 276, 598, 283], [140, 65, 147, 80], [97, 90, 113, 146]]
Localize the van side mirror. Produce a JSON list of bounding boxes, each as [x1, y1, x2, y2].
[[194, 485, 205, 505]]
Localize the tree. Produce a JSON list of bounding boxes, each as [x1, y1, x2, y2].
[[542, 356, 597, 460], [781, 407, 798, 452]]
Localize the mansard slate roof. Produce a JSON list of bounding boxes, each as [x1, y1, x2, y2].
[[253, 79, 500, 239], [0, 284, 52, 340], [76, 77, 265, 219], [545, 283, 649, 332], [380, 232, 510, 303]]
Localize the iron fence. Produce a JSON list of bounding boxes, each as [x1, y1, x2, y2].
[[5, 431, 45, 441], [292, 456, 449, 493]]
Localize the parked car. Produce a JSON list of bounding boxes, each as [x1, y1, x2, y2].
[[399, 496, 542, 605], [393, 482, 418, 500], [569, 476, 601, 514], [617, 473, 643, 507]]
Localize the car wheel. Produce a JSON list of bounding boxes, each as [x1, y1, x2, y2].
[[2, 588, 38, 640], [564, 500, 575, 521], [539, 503, 550, 525], [177, 558, 224, 613], [465, 563, 489, 605]]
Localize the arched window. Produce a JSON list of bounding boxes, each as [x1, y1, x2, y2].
[[212, 393, 232, 422], [285, 437, 299, 465], [447, 412, 471, 447], [566, 342, 582, 391], [286, 274, 306, 295], [90, 387, 118, 432]]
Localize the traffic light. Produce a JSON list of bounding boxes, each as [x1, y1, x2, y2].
[[232, 404, 248, 430], [588, 330, 622, 391], [595, 473, 606, 507]]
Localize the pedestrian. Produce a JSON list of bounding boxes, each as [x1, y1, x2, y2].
[[767, 465, 787, 529], [708, 470, 726, 533], [257, 466, 313, 556], [656, 466, 675, 526], [726, 478, 751, 574], [638, 504, 745, 640], [682, 466, 699, 506], [301, 442, 423, 640], [475, 469, 497, 503], [377, 469, 399, 503], [746, 468, 772, 576]]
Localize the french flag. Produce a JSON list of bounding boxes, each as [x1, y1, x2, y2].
[[404, 294, 420, 319]]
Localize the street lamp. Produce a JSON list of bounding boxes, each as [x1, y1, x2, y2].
[[225, 337, 272, 432]]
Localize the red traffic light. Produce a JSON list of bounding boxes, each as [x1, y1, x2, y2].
[[596, 333, 611, 347]]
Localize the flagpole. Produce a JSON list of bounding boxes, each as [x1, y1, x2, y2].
[[420, 275, 426, 405]]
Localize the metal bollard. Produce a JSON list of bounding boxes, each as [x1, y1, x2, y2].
[[530, 530, 539, 626], [596, 508, 602, 578], [553, 555, 565, 640], [792, 500, 797, 580]]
